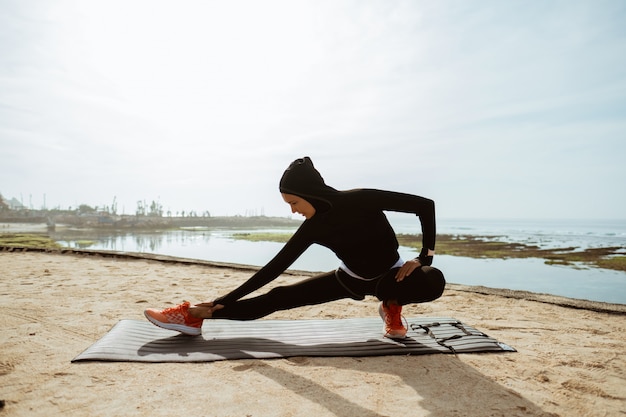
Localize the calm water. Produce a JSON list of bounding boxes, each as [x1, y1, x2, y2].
[[53, 217, 626, 304]]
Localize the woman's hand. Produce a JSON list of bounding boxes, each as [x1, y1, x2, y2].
[[188, 302, 224, 319], [395, 259, 422, 282]]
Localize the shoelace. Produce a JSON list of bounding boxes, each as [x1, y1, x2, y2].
[[162, 303, 187, 315], [384, 306, 406, 329]]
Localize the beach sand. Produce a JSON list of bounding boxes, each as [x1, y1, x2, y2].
[[1, 250, 625, 417]]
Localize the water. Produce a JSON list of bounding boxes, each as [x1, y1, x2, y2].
[[51, 217, 626, 305]]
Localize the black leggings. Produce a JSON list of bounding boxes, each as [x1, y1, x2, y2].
[[212, 266, 445, 320]]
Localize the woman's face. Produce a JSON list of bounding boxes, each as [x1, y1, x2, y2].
[[281, 193, 316, 219]]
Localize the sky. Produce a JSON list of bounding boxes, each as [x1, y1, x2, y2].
[[1, 0, 625, 220]]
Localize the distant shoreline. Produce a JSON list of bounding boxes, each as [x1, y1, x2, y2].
[[2, 218, 625, 272], [0, 215, 303, 230]]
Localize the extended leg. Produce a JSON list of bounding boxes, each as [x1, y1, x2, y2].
[[212, 270, 353, 320]]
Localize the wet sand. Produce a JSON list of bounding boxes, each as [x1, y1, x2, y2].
[[1, 250, 625, 416]]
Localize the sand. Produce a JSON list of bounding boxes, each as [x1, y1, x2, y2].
[[1, 250, 625, 417]]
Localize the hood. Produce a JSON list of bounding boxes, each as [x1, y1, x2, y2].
[[279, 157, 337, 210]]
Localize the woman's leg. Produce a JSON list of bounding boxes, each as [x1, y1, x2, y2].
[[375, 265, 445, 306], [212, 271, 354, 320]]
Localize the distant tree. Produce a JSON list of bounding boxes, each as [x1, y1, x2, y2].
[[149, 199, 163, 217], [78, 204, 96, 214]]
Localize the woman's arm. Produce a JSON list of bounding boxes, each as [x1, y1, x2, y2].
[[356, 188, 436, 256], [212, 226, 312, 306], [363, 188, 436, 281]]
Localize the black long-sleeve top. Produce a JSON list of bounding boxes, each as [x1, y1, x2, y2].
[[214, 187, 435, 306]]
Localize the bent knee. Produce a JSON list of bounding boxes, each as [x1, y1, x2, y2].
[[422, 266, 446, 300]]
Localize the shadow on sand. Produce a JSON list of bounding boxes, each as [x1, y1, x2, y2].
[[132, 332, 551, 416], [233, 355, 556, 417]]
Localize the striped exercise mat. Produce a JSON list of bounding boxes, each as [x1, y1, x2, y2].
[[72, 317, 515, 363]]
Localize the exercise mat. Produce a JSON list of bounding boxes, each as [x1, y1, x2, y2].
[[72, 317, 515, 363]]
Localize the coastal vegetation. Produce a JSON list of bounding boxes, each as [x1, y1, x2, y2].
[[231, 232, 626, 272], [0, 233, 61, 249], [1, 229, 624, 272]]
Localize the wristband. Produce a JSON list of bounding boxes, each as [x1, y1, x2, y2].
[[418, 248, 434, 266]]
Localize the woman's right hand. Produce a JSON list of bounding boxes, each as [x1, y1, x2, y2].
[[188, 302, 224, 318]]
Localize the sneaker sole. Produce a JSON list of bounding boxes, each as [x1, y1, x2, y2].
[[378, 303, 408, 339], [144, 310, 202, 336]]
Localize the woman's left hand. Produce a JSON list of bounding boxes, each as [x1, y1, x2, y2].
[[188, 302, 224, 319], [395, 259, 421, 282]]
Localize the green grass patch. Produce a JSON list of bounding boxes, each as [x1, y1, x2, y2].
[[231, 232, 293, 243], [0, 233, 62, 249], [397, 234, 532, 258], [595, 256, 626, 271], [398, 234, 626, 272]]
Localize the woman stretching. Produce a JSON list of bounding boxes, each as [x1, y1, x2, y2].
[[145, 157, 445, 339]]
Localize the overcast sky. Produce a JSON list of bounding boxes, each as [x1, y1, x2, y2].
[[1, 0, 625, 219]]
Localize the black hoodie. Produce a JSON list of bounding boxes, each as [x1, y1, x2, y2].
[[214, 157, 436, 306]]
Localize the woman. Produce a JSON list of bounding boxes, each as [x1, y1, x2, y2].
[[145, 157, 445, 339]]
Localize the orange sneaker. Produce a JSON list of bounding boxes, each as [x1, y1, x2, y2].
[[144, 301, 203, 336], [378, 302, 407, 339]]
